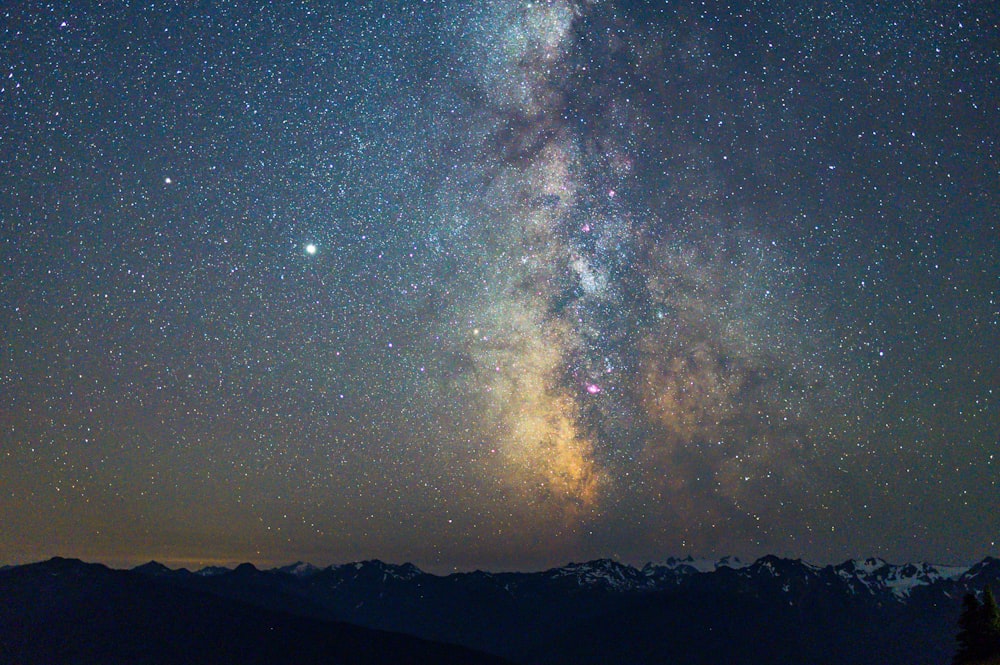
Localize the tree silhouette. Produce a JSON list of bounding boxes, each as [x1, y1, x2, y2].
[[955, 586, 1000, 664]]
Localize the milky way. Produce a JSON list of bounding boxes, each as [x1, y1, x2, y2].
[[1, 1, 997, 571], [422, 1, 853, 552]]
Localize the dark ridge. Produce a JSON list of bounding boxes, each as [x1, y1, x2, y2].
[[0, 557, 510, 665]]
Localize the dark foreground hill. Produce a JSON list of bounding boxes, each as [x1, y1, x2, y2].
[[3, 554, 999, 664], [0, 557, 508, 665]]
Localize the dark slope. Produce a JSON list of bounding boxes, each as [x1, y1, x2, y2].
[[5, 555, 998, 664], [140, 556, 988, 665], [0, 557, 509, 665], [530, 561, 883, 665]]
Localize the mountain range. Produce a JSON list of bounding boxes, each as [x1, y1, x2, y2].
[[3, 554, 997, 664]]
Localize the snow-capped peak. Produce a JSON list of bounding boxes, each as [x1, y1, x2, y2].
[[194, 565, 232, 576], [848, 557, 890, 574], [276, 561, 320, 577], [345, 560, 423, 581], [646, 555, 750, 574], [551, 559, 648, 591], [834, 559, 972, 598]]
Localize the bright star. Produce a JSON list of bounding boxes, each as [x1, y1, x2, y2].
[[305, 243, 317, 255]]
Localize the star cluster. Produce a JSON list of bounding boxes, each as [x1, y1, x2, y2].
[[1, 1, 997, 571]]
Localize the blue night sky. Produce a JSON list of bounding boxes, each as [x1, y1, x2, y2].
[[1, 1, 997, 572]]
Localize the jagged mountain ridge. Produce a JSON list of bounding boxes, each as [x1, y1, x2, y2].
[[4, 554, 998, 664], [180, 553, 979, 600], [155, 553, 999, 665], [0, 557, 511, 665]]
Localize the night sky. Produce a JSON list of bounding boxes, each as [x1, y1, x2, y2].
[[1, 1, 997, 573]]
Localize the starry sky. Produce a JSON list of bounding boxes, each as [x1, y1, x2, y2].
[[1, 1, 997, 573]]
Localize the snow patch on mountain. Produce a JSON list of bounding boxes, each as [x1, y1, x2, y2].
[[648, 555, 749, 573], [348, 560, 424, 582], [276, 561, 321, 577], [551, 559, 649, 591], [834, 559, 972, 598], [195, 565, 232, 576]]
